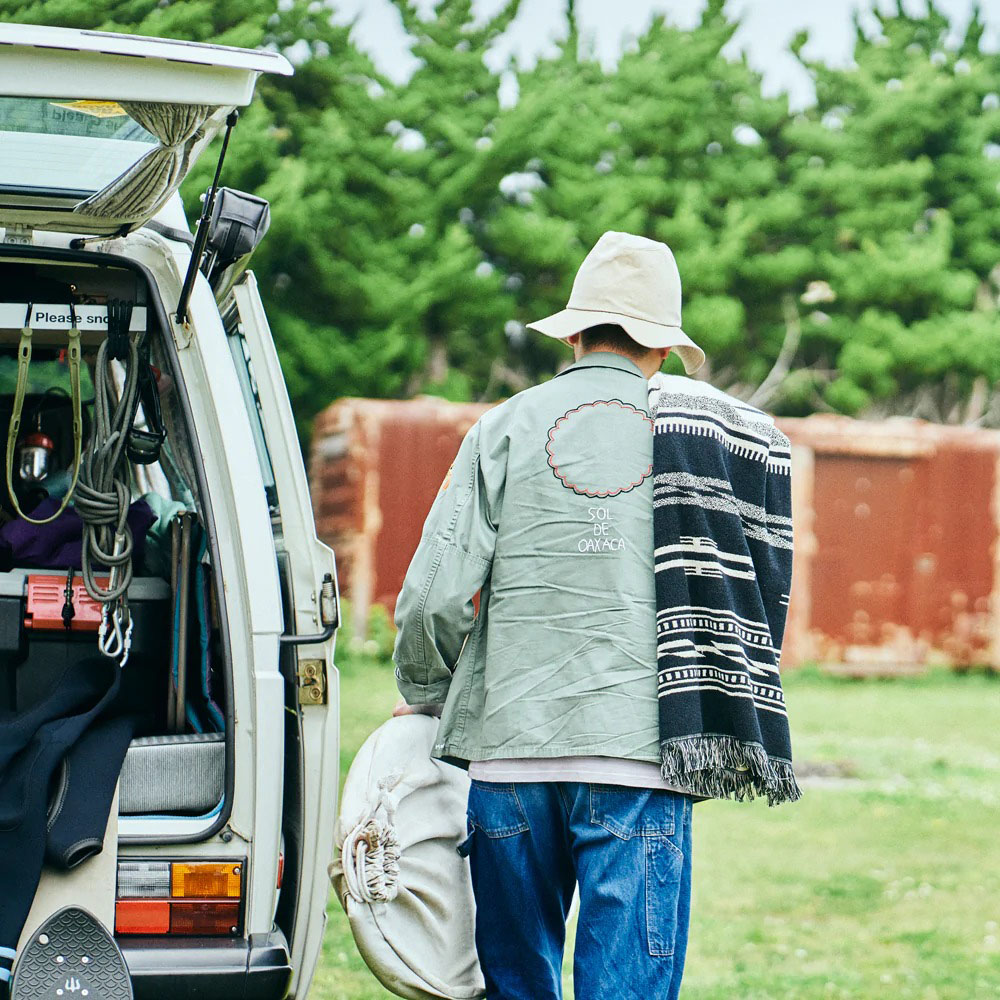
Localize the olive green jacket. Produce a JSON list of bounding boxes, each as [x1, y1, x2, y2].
[[393, 352, 662, 765]]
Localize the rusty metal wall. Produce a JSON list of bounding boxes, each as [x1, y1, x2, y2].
[[311, 400, 1000, 672], [310, 397, 488, 637], [781, 415, 1000, 673]]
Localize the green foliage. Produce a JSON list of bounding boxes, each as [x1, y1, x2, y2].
[[335, 599, 398, 664], [4, 0, 1000, 431]]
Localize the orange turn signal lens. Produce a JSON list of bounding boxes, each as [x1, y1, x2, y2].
[[171, 862, 242, 899]]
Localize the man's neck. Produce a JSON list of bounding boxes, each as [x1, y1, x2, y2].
[[576, 348, 661, 380]]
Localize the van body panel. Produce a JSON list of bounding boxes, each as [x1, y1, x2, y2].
[[141, 245, 288, 907], [1, 26, 340, 974], [230, 273, 340, 997], [244, 637, 285, 933], [124, 215, 341, 994]]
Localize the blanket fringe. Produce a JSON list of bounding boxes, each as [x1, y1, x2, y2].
[[660, 735, 802, 807]]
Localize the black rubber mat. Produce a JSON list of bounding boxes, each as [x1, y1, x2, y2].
[[11, 907, 132, 1000]]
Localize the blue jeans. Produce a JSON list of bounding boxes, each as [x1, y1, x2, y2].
[[458, 780, 693, 1000]]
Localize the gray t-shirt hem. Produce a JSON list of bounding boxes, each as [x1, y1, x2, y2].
[[468, 755, 690, 794]]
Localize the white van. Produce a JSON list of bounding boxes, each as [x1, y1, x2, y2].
[[0, 25, 340, 1000]]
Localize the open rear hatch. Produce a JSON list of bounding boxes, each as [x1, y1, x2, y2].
[[0, 23, 291, 238]]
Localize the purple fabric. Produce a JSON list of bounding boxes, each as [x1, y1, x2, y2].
[[0, 497, 156, 572]]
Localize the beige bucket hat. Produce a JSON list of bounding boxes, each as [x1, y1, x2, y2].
[[526, 230, 705, 375]]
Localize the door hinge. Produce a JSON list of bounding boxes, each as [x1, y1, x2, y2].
[[296, 658, 327, 706], [1, 224, 33, 245]]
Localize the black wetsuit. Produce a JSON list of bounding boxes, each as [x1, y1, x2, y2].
[[0, 657, 133, 990]]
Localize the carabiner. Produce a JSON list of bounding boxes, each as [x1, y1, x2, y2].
[[98, 599, 132, 667]]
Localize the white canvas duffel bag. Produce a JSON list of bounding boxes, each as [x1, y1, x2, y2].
[[330, 714, 485, 1000]]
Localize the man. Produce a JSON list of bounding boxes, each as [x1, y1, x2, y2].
[[393, 231, 708, 1000]]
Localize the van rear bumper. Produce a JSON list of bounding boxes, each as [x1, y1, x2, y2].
[[122, 930, 292, 1000]]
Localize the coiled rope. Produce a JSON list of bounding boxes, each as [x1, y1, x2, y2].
[[336, 773, 403, 905], [74, 300, 143, 662]]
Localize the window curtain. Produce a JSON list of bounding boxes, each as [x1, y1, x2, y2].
[[74, 102, 220, 221]]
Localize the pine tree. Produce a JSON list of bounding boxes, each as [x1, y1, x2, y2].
[[372, 0, 528, 400], [482, 0, 796, 392], [784, 1, 1000, 422]]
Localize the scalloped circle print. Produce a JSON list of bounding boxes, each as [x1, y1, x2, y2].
[[545, 399, 654, 497]]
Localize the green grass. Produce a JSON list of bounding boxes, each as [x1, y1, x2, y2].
[[312, 651, 1000, 999]]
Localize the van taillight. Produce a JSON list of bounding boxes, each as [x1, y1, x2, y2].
[[116, 861, 243, 936]]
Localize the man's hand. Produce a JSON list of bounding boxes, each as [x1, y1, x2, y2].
[[392, 699, 443, 719]]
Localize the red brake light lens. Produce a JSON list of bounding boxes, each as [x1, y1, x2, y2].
[[115, 900, 170, 935]]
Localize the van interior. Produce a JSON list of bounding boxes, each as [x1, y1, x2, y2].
[[0, 257, 228, 826]]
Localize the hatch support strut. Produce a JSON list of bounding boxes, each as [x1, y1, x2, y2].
[[175, 110, 239, 326]]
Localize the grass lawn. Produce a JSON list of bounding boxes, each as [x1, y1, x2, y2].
[[311, 649, 1000, 999]]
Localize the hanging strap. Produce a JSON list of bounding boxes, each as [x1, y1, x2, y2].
[[4, 307, 83, 525]]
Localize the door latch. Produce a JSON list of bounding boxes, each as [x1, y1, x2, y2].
[[296, 658, 327, 706], [279, 573, 339, 646]]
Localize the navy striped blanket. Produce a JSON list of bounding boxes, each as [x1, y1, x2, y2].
[[648, 374, 801, 806]]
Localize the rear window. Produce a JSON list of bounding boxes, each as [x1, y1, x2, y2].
[[0, 97, 157, 197], [0, 355, 95, 398]]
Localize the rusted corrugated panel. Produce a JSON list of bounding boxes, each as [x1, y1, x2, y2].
[[369, 400, 489, 612], [311, 400, 1000, 672], [782, 442, 815, 670], [781, 415, 1000, 672], [310, 397, 489, 634]]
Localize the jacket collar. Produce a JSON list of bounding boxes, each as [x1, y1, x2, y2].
[[557, 351, 646, 380]]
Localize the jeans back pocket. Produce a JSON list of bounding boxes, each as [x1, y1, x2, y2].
[[467, 780, 530, 839]]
